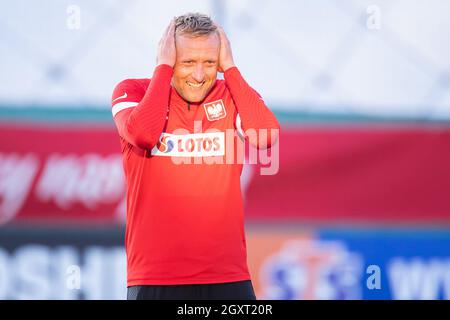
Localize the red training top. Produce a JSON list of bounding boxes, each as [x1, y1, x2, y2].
[[111, 64, 280, 286]]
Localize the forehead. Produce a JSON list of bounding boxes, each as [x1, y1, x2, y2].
[[175, 33, 220, 60]]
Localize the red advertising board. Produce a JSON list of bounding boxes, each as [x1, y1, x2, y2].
[[1, 122, 449, 225], [246, 124, 450, 222]]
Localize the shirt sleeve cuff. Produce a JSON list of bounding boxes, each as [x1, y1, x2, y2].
[[223, 66, 241, 80], [154, 64, 174, 77]]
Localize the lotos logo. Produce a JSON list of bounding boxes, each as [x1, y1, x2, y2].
[[204, 99, 227, 121], [151, 132, 225, 157], [156, 136, 174, 153], [259, 239, 363, 300]]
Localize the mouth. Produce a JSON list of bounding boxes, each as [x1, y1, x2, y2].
[[186, 81, 205, 88]]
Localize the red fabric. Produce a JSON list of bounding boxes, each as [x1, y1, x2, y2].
[[111, 67, 280, 285], [112, 64, 173, 149], [224, 67, 280, 148]]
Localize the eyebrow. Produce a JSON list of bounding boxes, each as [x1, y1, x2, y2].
[[180, 59, 217, 63]]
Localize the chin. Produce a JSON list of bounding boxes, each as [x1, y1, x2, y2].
[[186, 94, 206, 103]]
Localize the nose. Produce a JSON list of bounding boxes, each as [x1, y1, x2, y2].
[[192, 64, 205, 83]]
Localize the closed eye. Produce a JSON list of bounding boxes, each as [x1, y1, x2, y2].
[[205, 61, 217, 67]]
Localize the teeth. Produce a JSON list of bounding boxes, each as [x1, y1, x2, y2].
[[187, 81, 204, 88]]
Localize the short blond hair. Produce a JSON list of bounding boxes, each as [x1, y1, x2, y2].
[[175, 13, 217, 37]]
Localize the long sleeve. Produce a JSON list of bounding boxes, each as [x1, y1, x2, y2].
[[111, 64, 173, 150], [224, 67, 280, 149]]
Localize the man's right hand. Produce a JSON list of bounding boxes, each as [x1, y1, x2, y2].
[[157, 19, 176, 67]]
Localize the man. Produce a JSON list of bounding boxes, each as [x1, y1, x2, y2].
[[111, 13, 280, 300]]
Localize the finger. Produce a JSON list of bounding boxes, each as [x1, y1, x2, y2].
[[213, 22, 223, 35], [215, 23, 225, 33], [216, 26, 228, 44], [167, 21, 176, 39], [163, 20, 173, 37], [160, 28, 169, 45], [169, 18, 176, 30]]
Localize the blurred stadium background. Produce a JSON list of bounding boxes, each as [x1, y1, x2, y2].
[[1, 0, 449, 300]]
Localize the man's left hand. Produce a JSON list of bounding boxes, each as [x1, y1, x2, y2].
[[216, 25, 236, 73]]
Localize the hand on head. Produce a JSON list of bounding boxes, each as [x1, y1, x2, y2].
[[157, 19, 176, 67], [214, 23, 236, 73], [156, 18, 236, 73]]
